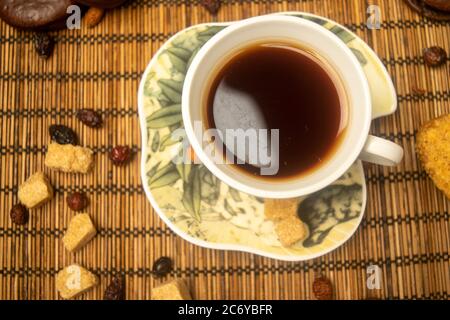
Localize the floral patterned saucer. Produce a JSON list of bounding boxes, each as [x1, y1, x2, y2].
[[138, 12, 397, 261]]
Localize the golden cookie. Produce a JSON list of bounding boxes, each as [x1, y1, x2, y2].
[[416, 114, 450, 199]]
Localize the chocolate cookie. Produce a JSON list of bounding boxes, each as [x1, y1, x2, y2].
[[0, 0, 76, 29], [76, 0, 128, 9], [404, 0, 450, 20], [424, 0, 450, 12]]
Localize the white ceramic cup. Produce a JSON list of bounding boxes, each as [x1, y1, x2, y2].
[[182, 15, 403, 199]]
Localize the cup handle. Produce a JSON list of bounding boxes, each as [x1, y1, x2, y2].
[[359, 135, 404, 166]]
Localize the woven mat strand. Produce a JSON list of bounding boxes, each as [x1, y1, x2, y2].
[[0, 0, 449, 300]]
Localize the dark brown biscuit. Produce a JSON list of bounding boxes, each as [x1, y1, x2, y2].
[[0, 0, 76, 29], [424, 0, 450, 12], [404, 0, 450, 20], [76, 0, 128, 9]]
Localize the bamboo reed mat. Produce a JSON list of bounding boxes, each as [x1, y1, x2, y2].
[[0, 0, 449, 300]]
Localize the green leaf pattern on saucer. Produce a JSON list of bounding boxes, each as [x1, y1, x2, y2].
[[140, 13, 395, 260]]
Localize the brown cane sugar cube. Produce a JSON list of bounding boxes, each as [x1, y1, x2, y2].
[[151, 279, 192, 300], [56, 264, 99, 299], [62, 214, 97, 252], [45, 142, 94, 174], [18, 172, 54, 209], [264, 198, 299, 222], [274, 215, 307, 247]]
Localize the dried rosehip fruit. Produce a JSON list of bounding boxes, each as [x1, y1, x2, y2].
[[76, 109, 103, 128], [152, 256, 173, 278], [49, 125, 78, 145], [66, 192, 89, 211], [10, 204, 29, 225], [202, 0, 221, 15], [109, 146, 132, 165], [312, 276, 333, 300], [423, 46, 447, 67], [34, 32, 55, 59], [104, 276, 125, 300]]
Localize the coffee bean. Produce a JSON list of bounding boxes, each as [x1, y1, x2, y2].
[[66, 192, 89, 211], [412, 86, 426, 95], [77, 109, 103, 128], [423, 46, 447, 67], [152, 257, 173, 278], [49, 125, 78, 145], [34, 32, 55, 59], [10, 204, 29, 225], [109, 146, 133, 165], [84, 7, 105, 28], [104, 276, 125, 300]]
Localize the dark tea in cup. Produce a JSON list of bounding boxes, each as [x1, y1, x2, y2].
[[204, 41, 348, 179]]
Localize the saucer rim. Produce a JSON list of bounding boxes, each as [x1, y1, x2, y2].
[[137, 13, 380, 261]]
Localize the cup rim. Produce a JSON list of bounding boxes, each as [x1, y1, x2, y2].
[[182, 15, 371, 198]]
